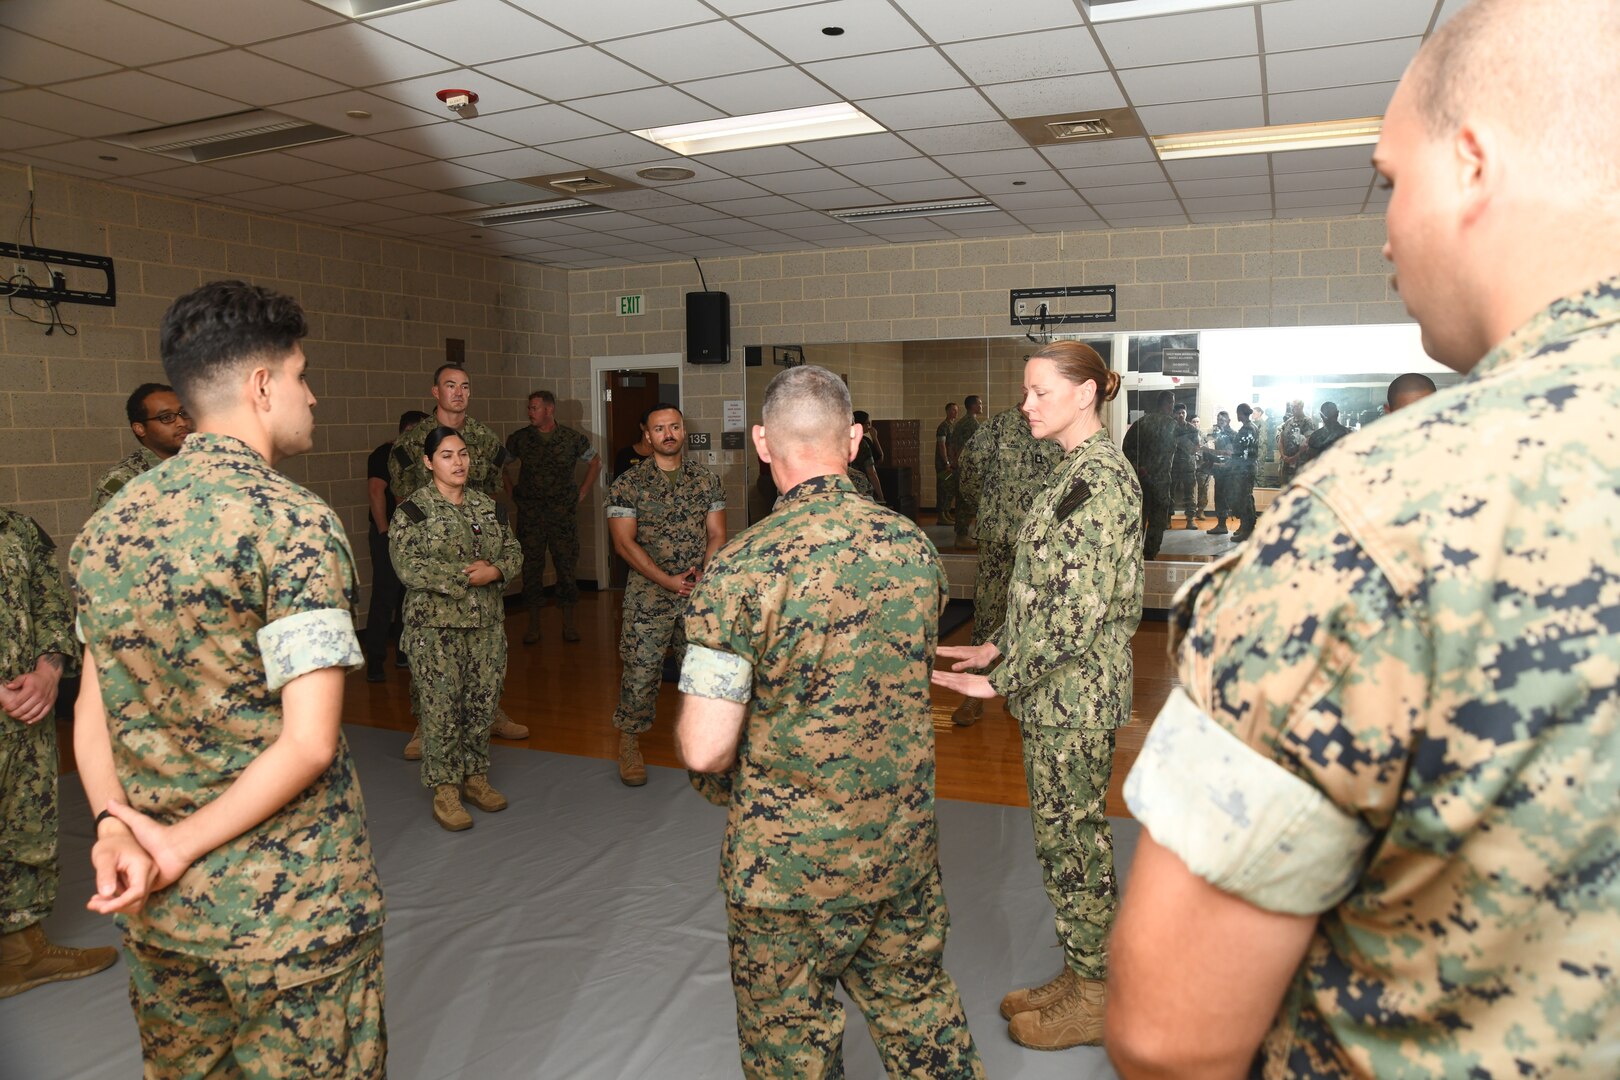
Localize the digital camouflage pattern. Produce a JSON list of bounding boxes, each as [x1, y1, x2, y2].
[[0, 508, 79, 932], [934, 416, 955, 523], [506, 424, 596, 607], [1302, 415, 1350, 464], [845, 464, 873, 499], [606, 457, 724, 735], [947, 412, 980, 539], [680, 472, 980, 1077], [389, 485, 521, 788], [957, 408, 1061, 652], [70, 433, 383, 964], [89, 446, 162, 512], [990, 432, 1142, 978], [125, 929, 384, 1078], [1122, 410, 1177, 558], [726, 869, 982, 1080], [1172, 418, 1199, 519], [1142, 275, 1620, 1078], [1276, 410, 1317, 486], [1229, 419, 1260, 534], [389, 414, 510, 500]]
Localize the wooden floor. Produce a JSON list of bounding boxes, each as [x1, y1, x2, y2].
[[344, 591, 1177, 819]]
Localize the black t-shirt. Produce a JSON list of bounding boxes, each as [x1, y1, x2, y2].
[[367, 442, 395, 533], [614, 443, 651, 480]]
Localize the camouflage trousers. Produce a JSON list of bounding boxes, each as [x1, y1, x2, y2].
[[0, 716, 57, 932], [406, 623, 507, 788], [1020, 722, 1118, 980], [1142, 475, 1172, 560], [935, 467, 955, 524], [970, 541, 1016, 656], [726, 867, 984, 1080], [514, 499, 581, 608], [614, 581, 687, 735], [1171, 469, 1196, 519], [124, 929, 385, 1079]]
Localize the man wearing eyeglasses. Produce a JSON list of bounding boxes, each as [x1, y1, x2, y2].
[[90, 384, 192, 511]]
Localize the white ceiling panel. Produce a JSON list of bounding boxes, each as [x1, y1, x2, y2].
[[971, 170, 1070, 194], [1274, 203, 1367, 219], [977, 73, 1127, 118], [146, 51, 346, 107], [250, 24, 454, 86], [738, 2, 929, 64], [678, 67, 840, 114], [276, 91, 444, 135], [1093, 6, 1260, 67], [566, 86, 723, 130], [462, 104, 613, 146], [367, 71, 548, 118], [1265, 37, 1420, 94], [302, 201, 413, 224], [1171, 174, 1272, 198], [1273, 167, 1375, 192], [663, 177, 771, 202], [995, 188, 1092, 211], [0, 90, 153, 139], [596, 158, 730, 185], [371, 122, 521, 160], [1268, 145, 1382, 173], [478, 48, 656, 101], [1060, 161, 1172, 188], [1014, 206, 1110, 225], [22, 140, 177, 177], [902, 122, 1029, 155], [895, 0, 1093, 44], [1268, 82, 1399, 125], [1261, 0, 1439, 53], [542, 132, 666, 168], [449, 146, 592, 178], [870, 178, 978, 202], [0, 27, 118, 85], [1275, 186, 1369, 208], [210, 154, 349, 184], [941, 27, 1109, 85], [859, 88, 1002, 130], [600, 21, 783, 82], [304, 173, 423, 200], [750, 168, 870, 194], [521, 0, 718, 41], [371, 160, 502, 191], [1082, 181, 1179, 205], [1135, 96, 1265, 136], [137, 165, 276, 196], [369, 0, 578, 66], [689, 146, 820, 177], [228, 185, 350, 212], [1184, 193, 1273, 213], [287, 137, 433, 172], [373, 191, 485, 214], [1, 0, 222, 67], [804, 48, 969, 100], [798, 133, 917, 167], [50, 71, 246, 126], [1117, 56, 1262, 107], [932, 148, 1049, 177], [707, 195, 805, 217], [1038, 137, 1158, 169], [1163, 155, 1270, 180], [124, 0, 342, 47], [791, 186, 883, 210], [837, 157, 950, 185]]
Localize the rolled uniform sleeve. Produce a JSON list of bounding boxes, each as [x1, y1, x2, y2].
[[258, 506, 364, 692], [604, 471, 637, 520], [1126, 486, 1427, 914], [705, 470, 727, 515], [680, 555, 758, 804]]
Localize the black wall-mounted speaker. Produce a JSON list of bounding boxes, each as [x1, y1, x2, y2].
[[686, 291, 729, 364], [744, 345, 763, 367]]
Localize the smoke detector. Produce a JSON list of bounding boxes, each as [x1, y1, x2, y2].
[[436, 88, 480, 115]]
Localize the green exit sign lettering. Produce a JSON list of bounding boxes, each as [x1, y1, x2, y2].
[[616, 293, 644, 317]]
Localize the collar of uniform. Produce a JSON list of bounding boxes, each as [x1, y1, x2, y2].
[[177, 432, 266, 464], [1472, 272, 1620, 379], [779, 472, 856, 504], [135, 445, 164, 470]]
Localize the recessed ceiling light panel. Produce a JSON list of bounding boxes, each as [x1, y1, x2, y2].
[[828, 198, 998, 222], [1153, 116, 1383, 160], [1085, 0, 1269, 22], [633, 103, 884, 157]]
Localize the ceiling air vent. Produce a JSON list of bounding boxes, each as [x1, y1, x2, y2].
[[447, 199, 614, 227], [828, 198, 998, 222], [1047, 118, 1115, 140], [547, 175, 616, 194], [104, 110, 348, 163], [1010, 108, 1146, 148]]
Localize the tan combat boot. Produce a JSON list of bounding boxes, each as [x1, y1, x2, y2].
[[1006, 970, 1105, 1050], [523, 606, 542, 645], [560, 605, 580, 643], [489, 708, 530, 740], [461, 774, 508, 813], [952, 696, 984, 727], [618, 732, 647, 787], [432, 784, 473, 831], [0, 924, 118, 999], [999, 967, 1074, 1020], [403, 729, 422, 761]]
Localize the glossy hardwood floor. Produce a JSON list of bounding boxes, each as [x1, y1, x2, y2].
[[344, 591, 1178, 819]]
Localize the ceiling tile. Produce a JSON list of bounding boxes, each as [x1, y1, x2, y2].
[[543, 132, 666, 167], [369, 0, 578, 66], [51, 71, 246, 125], [463, 104, 613, 145], [304, 174, 424, 200], [663, 177, 769, 202], [1268, 145, 1382, 173], [837, 157, 949, 186], [942, 28, 1108, 86], [565, 86, 723, 130], [1059, 161, 1172, 188], [597, 158, 731, 185], [228, 185, 349, 212], [932, 147, 1049, 177], [1037, 137, 1158, 169], [0, 27, 118, 85], [210, 154, 350, 184], [250, 24, 455, 86], [1267, 82, 1399, 125], [137, 165, 276, 196], [479, 46, 657, 101], [1083, 181, 1179, 205], [858, 88, 1000, 130], [450, 147, 592, 178], [869, 179, 978, 202], [624, 204, 730, 224], [1134, 96, 1265, 135], [799, 132, 917, 166], [1261, 0, 1438, 52], [371, 123, 521, 161], [689, 146, 819, 177], [1274, 203, 1366, 219], [791, 186, 882, 210], [302, 201, 410, 224], [1265, 37, 1420, 94], [367, 70, 548, 119], [738, 1, 929, 64], [804, 48, 968, 100], [600, 21, 783, 82], [1093, 6, 1258, 67], [993, 188, 1089, 211], [749, 168, 863, 194], [1275, 186, 1368, 208], [1092, 199, 1186, 217], [707, 195, 805, 217], [518, 0, 717, 41], [146, 51, 346, 107], [902, 121, 1029, 155], [0, 90, 153, 139], [21, 140, 174, 176], [1118, 56, 1261, 106], [371, 160, 502, 191], [1, 0, 222, 67], [1163, 155, 1270, 180], [287, 137, 433, 172], [276, 91, 444, 136], [1183, 193, 1273, 213], [895, 0, 1089, 43], [373, 191, 484, 214], [678, 67, 840, 114], [977, 73, 1127, 118], [1171, 174, 1272, 197], [120, 0, 341, 47], [1190, 209, 1270, 223], [970, 169, 1070, 194], [1272, 167, 1374, 192]]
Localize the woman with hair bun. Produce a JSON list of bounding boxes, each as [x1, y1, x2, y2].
[[933, 339, 1143, 1052], [390, 426, 523, 832]]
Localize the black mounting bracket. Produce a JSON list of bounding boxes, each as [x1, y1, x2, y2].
[[1, 242, 117, 307], [1009, 285, 1116, 325]]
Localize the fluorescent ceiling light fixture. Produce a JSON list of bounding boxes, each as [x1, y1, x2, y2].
[[633, 103, 883, 157], [828, 198, 997, 222], [1153, 116, 1383, 160], [307, 0, 450, 17], [447, 199, 613, 226], [105, 110, 348, 162], [1086, 0, 1272, 21]]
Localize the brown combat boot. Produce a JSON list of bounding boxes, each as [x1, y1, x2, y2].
[[432, 785, 473, 831], [952, 697, 984, 727], [461, 774, 508, 813], [523, 606, 542, 645], [1006, 971, 1106, 1050], [618, 732, 647, 787], [403, 729, 422, 761], [560, 605, 580, 643], [999, 967, 1074, 1020], [0, 924, 118, 999], [489, 708, 530, 740]]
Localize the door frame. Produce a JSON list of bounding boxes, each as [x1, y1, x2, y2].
[[589, 352, 683, 588]]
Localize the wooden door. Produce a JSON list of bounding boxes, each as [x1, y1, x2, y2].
[[602, 371, 669, 588]]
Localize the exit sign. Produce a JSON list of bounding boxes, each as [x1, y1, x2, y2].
[[616, 293, 644, 317]]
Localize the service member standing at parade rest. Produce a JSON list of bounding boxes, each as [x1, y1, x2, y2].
[[677, 364, 984, 1080], [0, 505, 116, 999], [391, 427, 523, 832], [934, 401, 959, 524], [390, 362, 528, 752], [604, 403, 725, 787], [948, 394, 984, 547], [950, 405, 1062, 728], [71, 280, 386, 1077], [1107, 2, 1620, 1075], [935, 340, 1143, 1052], [90, 382, 192, 511], [505, 389, 600, 645]]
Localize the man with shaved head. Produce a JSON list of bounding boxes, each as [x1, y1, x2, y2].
[[676, 365, 983, 1078], [1385, 371, 1438, 413], [1108, 1, 1620, 1076]]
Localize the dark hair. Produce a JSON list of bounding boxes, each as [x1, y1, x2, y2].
[[964, 394, 982, 411], [640, 402, 681, 425], [399, 409, 427, 433], [1153, 390, 1175, 411], [1236, 403, 1253, 420], [1032, 340, 1119, 416], [433, 363, 467, 385], [126, 382, 175, 426], [159, 281, 306, 405], [528, 389, 556, 404], [422, 425, 465, 459], [853, 409, 871, 426], [945, 402, 957, 411]]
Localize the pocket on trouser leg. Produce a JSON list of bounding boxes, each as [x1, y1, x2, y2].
[[236, 933, 385, 1079], [728, 918, 841, 1080]]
